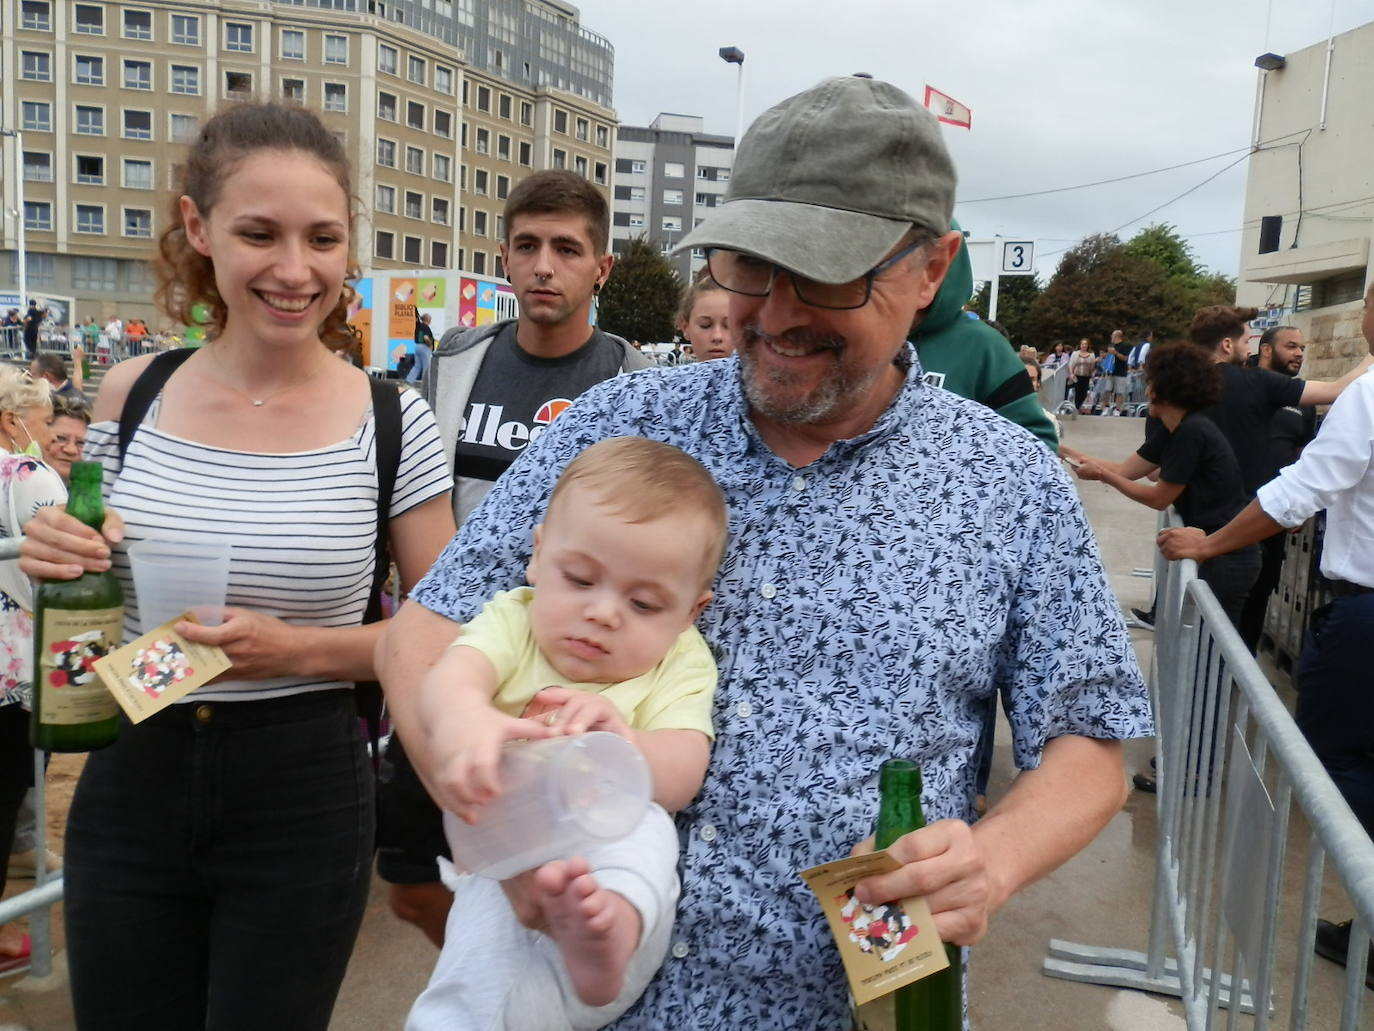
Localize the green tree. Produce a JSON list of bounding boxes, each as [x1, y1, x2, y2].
[[596, 236, 682, 344], [970, 274, 1042, 348], [1122, 223, 1199, 282]]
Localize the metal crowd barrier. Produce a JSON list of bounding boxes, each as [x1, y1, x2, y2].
[[0, 536, 62, 981], [1043, 510, 1374, 1028], [1039, 361, 1071, 415]]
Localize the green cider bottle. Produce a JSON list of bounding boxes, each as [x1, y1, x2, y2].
[[872, 759, 963, 1031], [31, 461, 123, 752]]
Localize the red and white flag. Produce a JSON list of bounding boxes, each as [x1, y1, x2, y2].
[[923, 86, 972, 129]]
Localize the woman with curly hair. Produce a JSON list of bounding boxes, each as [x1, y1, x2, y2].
[[20, 102, 455, 1028]]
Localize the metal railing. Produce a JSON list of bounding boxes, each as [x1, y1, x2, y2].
[[1043, 510, 1374, 1027]]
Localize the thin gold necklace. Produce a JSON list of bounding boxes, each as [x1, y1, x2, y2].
[[202, 346, 326, 407]]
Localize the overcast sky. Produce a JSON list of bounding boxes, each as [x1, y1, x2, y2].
[[574, 0, 1374, 281]]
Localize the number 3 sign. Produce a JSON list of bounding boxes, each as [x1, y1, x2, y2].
[[1000, 241, 1035, 275]]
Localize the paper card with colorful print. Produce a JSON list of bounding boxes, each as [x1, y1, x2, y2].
[[93, 613, 231, 723], [798, 850, 949, 1007]]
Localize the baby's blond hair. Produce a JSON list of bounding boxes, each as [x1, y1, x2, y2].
[[547, 437, 729, 584]]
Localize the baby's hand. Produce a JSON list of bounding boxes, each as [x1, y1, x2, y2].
[[443, 706, 555, 822], [521, 687, 633, 740]]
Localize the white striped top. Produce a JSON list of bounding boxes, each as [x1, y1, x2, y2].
[[85, 387, 453, 702]]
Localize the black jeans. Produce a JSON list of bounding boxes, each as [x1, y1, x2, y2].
[[1295, 592, 1374, 836], [0, 705, 33, 900], [64, 690, 374, 1031], [1198, 545, 1261, 631], [1237, 532, 1287, 654]]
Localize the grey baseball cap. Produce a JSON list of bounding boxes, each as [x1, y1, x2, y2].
[[675, 75, 957, 284]]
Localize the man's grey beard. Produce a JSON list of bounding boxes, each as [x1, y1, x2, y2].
[[737, 324, 876, 425]]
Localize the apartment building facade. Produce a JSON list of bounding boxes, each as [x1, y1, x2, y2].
[[0, 0, 616, 326], [611, 113, 734, 283]]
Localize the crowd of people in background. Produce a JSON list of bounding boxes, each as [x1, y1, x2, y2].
[[2, 308, 179, 365]]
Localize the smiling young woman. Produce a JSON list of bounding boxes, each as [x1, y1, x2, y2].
[[19, 102, 456, 1030]]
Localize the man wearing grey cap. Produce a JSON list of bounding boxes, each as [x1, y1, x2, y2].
[[381, 75, 1151, 1028]]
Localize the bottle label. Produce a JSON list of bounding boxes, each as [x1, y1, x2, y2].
[[37, 607, 122, 725]]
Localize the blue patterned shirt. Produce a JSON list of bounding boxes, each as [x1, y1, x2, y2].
[[412, 351, 1151, 1030]]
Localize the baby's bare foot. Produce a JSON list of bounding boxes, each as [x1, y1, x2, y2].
[[533, 858, 642, 1007]]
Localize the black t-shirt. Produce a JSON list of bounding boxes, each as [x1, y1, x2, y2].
[[1140, 413, 1249, 532], [454, 324, 624, 482], [22, 308, 43, 343], [1269, 401, 1317, 473]]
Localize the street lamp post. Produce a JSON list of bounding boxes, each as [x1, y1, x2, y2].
[[718, 47, 745, 148], [0, 128, 27, 319]]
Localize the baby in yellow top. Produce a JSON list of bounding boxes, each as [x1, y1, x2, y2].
[[407, 436, 728, 1031]]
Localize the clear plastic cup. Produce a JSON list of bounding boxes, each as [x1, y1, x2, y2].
[[126, 537, 232, 633], [443, 732, 651, 880]]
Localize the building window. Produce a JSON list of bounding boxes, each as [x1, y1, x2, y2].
[[476, 85, 491, 112], [123, 158, 153, 189], [170, 113, 198, 142], [494, 255, 503, 278], [471, 251, 486, 275], [458, 207, 465, 232], [553, 110, 568, 134], [323, 82, 347, 112], [224, 71, 252, 97], [123, 109, 153, 140], [225, 22, 253, 53], [123, 208, 153, 238], [170, 65, 200, 95], [377, 91, 397, 121], [575, 117, 589, 141], [460, 123, 468, 148], [407, 101, 425, 131], [281, 78, 305, 104], [378, 44, 398, 76], [377, 138, 396, 168], [627, 213, 644, 229], [21, 51, 51, 82], [473, 210, 488, 236], [74, 105, 103, 135], [594, 162, 607, 185], [662, 216, 682, 232], [405, 146, 424, 175], [432, 197, 450, 225], [171, 13, 200, 45], [74, 4, 104, 34], [22, 151, 52, 182], [435, 65, 453, 94], [403, 236, 422, 264], [123, 60, 152, 90], [575, 156, 587, 178], [663, 162, 685, 179], [24, 201, 53, 232], [74, 54, 104, 85], [408, 55, 426, 85], [21, 1, 50, 31], [324, 34, 348, 64], [75, 204, 106, 234], [473, 169, 488, 195], [433, 153, 451, 182], [520, 101, 532, 126], [552, 148, 566, 170], [663, 189, 683, 206], [75, 154, 104, 183], [497, 135, 511, 161], [375, 230, 395, 259], [431, 241, 448, 268], [630, 160, 646, 174], [404, 191, 423, 219], [518, 141, 532, 166], [280, 28, 304, 60], [475, 128, 489, 155], [433, 110, 452, 138], [73, 256, 118, 289], [22, 101, 51, 133], [375, 184, 395, 214], [462, 79, 469, 106], [596, 126, 608, 148], [629, 186, 645, 202], [498, 94, 512, 120]]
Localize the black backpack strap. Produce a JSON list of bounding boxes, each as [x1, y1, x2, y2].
[[358, 377, 403, 769], [117, 348, 197, 466]]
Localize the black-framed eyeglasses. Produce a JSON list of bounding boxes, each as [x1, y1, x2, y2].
[[705, 238, 928, 311]]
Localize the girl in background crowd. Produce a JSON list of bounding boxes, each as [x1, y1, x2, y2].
[[677, 272, 734, 362], [21, 102, 455, 1029], [0, 367, 62, 974]]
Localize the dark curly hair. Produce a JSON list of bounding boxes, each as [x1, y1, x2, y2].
[[1145, 341, 1222, 412], [155, 102, 358, 350], [1188, 305, 1257, 350]]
